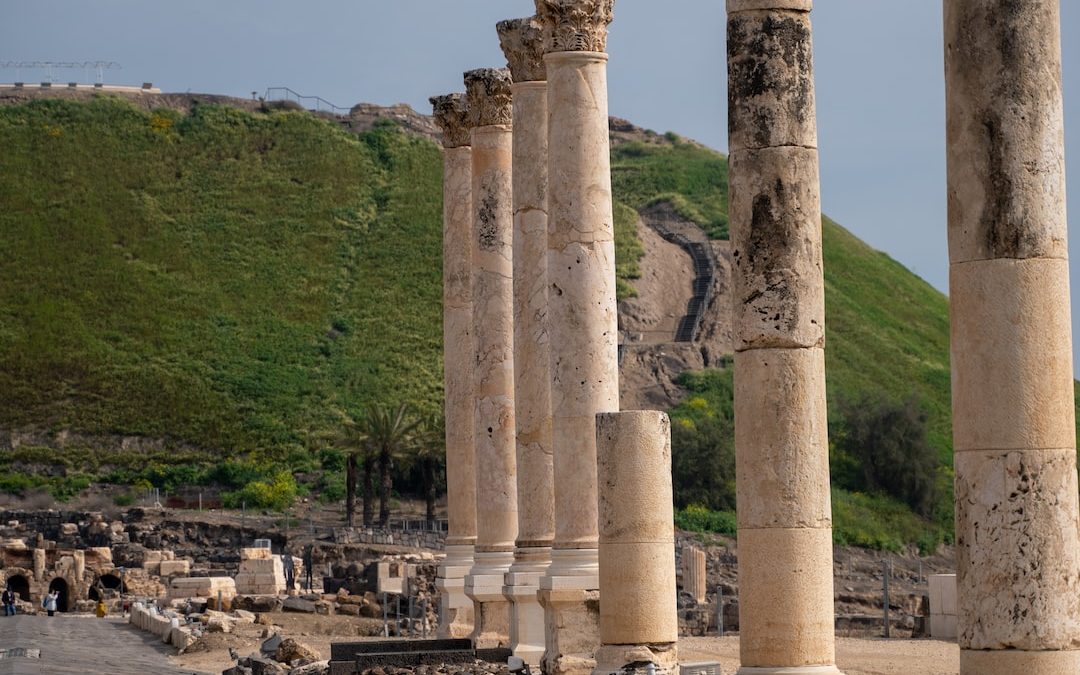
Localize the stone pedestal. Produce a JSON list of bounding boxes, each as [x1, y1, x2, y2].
[[463, 67, 518, 650], [593, 411, 678, 675], [498, 15, 555, 667], [681, 547, 707, 604], [727, 1, 840, 673], [945, 1, 1080, 671], [431, 92, 479, 639], [535, 2, 618, 672]]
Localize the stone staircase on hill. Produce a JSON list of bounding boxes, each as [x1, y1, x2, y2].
[[646, 222, 717, 343]]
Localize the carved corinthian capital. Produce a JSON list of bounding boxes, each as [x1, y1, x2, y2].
[[463, 68, 513, 128], [535, 0, 615, 54], [497, 17, 547, 83], [429, 93, 471, 148]]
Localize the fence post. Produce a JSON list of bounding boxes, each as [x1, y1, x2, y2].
[[382, 592, 388, 638]]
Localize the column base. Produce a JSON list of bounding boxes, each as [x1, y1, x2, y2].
[[960, 649, 1080, 674], [593, 643, 678, 675], [538, 586, 600, 675], [467, 550, 515, 649], [437, 544, 475, 639], [505, 546, 551, 666], [736, 667, 843, 674]]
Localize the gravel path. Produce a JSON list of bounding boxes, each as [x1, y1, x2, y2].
[[0, 615, 210, 674]]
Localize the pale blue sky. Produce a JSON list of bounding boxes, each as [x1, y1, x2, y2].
[[3, 1, 1079, 367]]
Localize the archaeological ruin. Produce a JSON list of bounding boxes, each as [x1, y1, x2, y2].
[[426, 1, 1079, 675]]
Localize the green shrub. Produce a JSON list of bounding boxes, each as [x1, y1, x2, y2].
[[669, 369, 737, 510], [222, 470, 298, 511], [675, 504, 737, 536]]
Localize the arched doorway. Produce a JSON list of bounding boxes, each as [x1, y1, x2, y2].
[[47, 578, 69, 613], [89, 573, 121, 601], [6, 575, 29, 602]]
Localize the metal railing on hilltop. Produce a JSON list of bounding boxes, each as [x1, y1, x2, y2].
[[264, 87, 350, 114]]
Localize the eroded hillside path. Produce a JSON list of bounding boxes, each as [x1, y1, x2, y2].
[[0, 615, 207, 674]]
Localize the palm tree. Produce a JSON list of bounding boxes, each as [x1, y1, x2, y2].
[[409, 415, 446, 524], [360, 403, 422, 527], [336, 412, 368, 528]]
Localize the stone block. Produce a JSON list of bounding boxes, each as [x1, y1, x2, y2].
[[728, 0, 813, 11], [737, 526, 835, 668], [930, 613, 958, 641], [241, 547, 272, 561], [950, 258, 1075, 452], [960, 648, 1080, 674], [729, 146, 824, 351], [954, 448, 1080, 650], [159, 560, 190, 576], [734, 347, 831, 529], [928, 574, 957, 617]]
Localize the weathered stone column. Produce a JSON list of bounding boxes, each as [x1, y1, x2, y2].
[[535, 2, 618, 674], [681, 546, 707, 605], [594, 411, 678, 675], [431, 92, 478, 639], [498, 16, 555, 667], [463, 67, 518, 650], [727, 1, 840, 673], [945, 2, 1080, 673]]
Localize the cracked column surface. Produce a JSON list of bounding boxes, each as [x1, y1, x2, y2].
[[727, 1, 841, 673], [534, 2, 618, 674], [463, 67, 518, 650], [498, 16, 555, 668], [431, 92, 478, 639], [945, 1, 1080, 673], [593, 411, 678, 675]]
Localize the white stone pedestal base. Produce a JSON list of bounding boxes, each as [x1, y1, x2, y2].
[[438, 544, 475, 638], [593, 644, 678, 675], [504, 567, 546, 666], [736, 667, 843, 674]]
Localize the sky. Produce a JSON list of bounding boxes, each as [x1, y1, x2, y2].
[[3, 1, 1079, 367]]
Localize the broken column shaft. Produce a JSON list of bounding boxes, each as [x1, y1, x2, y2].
[[726, 0, 840, 673], [945, 1, 1080, 672], [463, 67, 519, 650], [431, 92, 478, 639], [594, 411, 678, 675]]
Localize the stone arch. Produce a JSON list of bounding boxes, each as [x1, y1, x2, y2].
[[88, 572, 121, 601], [47, 577, 70, 612], [6, 574, 29, 602]]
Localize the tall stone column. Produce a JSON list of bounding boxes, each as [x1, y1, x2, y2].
[[534, 2, 618, 674], [727, 2, 840, 673], [498, 16, 555, 667], [431, 92, 478, 639], [945, 2, 1080, 673], [463, 67, 518, 650], [594, 411, 678, 675]]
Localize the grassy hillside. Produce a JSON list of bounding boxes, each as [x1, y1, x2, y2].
[[0, 97, 1044, 549]]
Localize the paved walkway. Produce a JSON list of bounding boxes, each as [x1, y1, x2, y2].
[[0, 615, 210, 674]]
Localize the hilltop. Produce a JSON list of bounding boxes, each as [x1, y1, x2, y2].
[[0, 93, 1055, 548]]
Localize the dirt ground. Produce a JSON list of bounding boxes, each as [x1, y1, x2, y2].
[[680, 636, 960, 675]]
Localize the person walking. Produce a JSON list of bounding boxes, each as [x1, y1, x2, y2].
[[94, 599, 107, 618], [42, 590, 58, 617], [2, 587, 15, 616]]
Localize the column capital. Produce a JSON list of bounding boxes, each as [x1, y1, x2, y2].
[[497, 17, 547, 83], [535, 0, 615, 54], [464, 68, 513, 128], [429, 93, 471, 148]]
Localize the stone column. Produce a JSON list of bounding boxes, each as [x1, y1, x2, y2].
[[535, 2, 617, 673], [727, 1, 840, 673], [594, 411, 678, 675], [463, 67, 518, 650], [498, 16, 556, 668], [431, 92, 478, 639], [681, 547, 707, 605], [945, 2, 1080, 672]]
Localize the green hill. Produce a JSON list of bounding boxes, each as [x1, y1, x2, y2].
[[0, 96, 1046, 548]]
